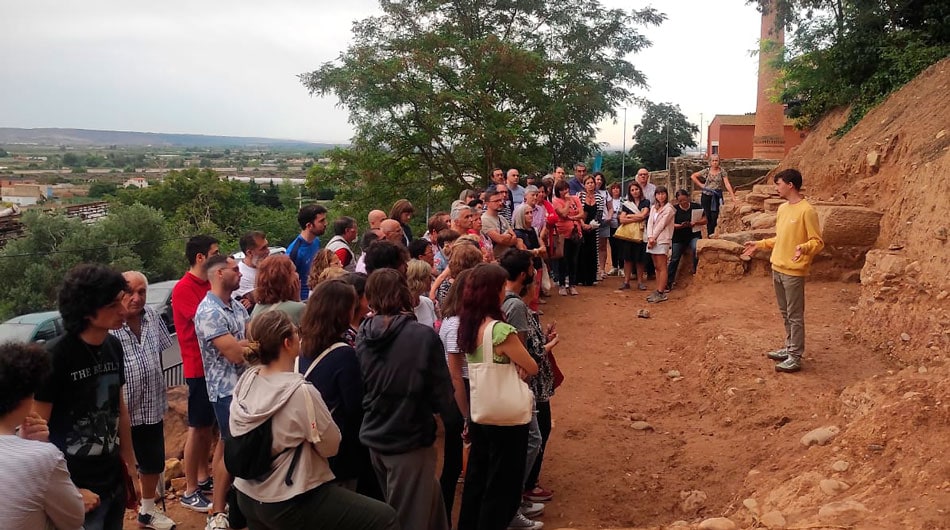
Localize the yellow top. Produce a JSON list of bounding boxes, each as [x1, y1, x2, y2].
[[755, 199, 824, 276]]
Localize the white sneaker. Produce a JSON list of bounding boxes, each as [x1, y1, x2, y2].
[[206, 512, 229, 530], [508, 512, 544, 529], [138, 506, 176, 530], [520, 499, 545, 518]]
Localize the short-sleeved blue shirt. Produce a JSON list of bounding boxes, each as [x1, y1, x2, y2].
[[195, 292, 249, 402]]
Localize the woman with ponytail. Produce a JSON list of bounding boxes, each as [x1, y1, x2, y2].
[[230, 310, 397, 530]]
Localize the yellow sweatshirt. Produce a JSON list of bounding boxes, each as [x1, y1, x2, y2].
[[755, 199, 824, 276]]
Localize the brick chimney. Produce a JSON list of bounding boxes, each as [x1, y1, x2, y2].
[[752, 1, 786, 160]]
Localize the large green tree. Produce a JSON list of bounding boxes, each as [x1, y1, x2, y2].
[[630, 102, 698, 171], [752, 0, 950, 133], [301, 0, 664, 188]]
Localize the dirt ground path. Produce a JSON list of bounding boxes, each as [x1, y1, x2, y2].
[[533, 274, 893, 528], [126, 273, 896, 530]]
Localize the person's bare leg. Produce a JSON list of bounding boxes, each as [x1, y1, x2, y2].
[[184, 426, 211, 495], [141, 473, 160, 502], [623, 261, 633, 284], [211, 436, 231, 513], [653, 255, 669, 293], [636, 262, 646, 287], [598, 237, 608, 276]]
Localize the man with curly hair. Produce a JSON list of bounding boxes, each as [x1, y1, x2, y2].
[[33, 263, 140, 530]]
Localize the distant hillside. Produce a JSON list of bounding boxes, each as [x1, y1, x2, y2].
[[0, 127, 341, 150]]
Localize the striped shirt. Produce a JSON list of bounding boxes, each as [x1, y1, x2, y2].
[[111, 305, 173, 426], [0, 435, 85, 530]]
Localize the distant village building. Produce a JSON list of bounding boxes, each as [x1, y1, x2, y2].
[[123, 177, 150, 189], [706, 114, 806, 159], [0, 183, 50, 206]]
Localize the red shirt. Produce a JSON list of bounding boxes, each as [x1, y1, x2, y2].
[[172, 271, 211, 378]]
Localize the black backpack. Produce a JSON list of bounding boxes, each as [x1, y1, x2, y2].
[[224, 417, 304, 485]]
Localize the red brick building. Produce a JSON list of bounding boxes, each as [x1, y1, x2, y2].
[[707, 114, 806, 159]]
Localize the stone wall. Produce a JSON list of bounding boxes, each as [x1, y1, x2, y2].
[[665, 157, 780, 195], [695, 184, 884, 283]]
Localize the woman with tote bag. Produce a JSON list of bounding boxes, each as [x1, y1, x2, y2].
[[456, 264, 538, 530]]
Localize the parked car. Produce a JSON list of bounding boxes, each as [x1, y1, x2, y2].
[[230, 246, 287, 261], [0, 310, 64, 344], [147, 279, 178, 333]]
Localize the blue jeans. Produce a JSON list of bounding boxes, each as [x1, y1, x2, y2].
[[212, 395, 233, 439], [83, 482, 126, 530], [668, 238, 698, 288], [523, 410, 541, 486]]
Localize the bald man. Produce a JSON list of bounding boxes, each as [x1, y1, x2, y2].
[[368, 210, 388, 230], [380, 218, 405, 245], [111, 271, 177, 530]]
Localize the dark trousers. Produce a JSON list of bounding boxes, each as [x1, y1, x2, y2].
[[558, 238, 581, 287], [701, 193, 720, 236], [458, 422, 529, 530], [608, 231, 624, 269], [524, 400, 551, 490], [236, 484, 399, 530], [83, 482, 126, 530], [440, 400, 465, 519], [668, 238, 699, 288]]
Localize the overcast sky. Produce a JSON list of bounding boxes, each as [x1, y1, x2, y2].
[[1, 0, 764, 148]]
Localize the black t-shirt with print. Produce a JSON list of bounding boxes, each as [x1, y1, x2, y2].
[[35, 333, 126, 496], [672, 202, 702, 244]]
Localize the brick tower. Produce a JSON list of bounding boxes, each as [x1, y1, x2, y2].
[[752, 1, 786, 160]]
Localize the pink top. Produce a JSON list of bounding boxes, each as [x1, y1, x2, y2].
[[552, 196, 582, 236], [646, 203, 675, 245]]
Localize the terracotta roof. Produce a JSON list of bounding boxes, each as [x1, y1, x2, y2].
[[712, 114, 796, 126]]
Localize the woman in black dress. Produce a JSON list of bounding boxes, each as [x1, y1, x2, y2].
[[576, 175, 604, 286]]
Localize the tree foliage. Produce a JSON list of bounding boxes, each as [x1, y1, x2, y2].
[[630, 102, 698, 171], [307, 146, 454, 239], [752, 0, 950, 134], [301, 0, 664, 189], [0, 204, 182, 319]]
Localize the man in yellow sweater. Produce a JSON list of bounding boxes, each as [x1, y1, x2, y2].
[[742, 169, 824, 373]]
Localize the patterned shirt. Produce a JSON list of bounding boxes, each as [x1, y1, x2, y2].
[[110, 305, 173, 426], [700, 167, 728, 191], [195, 292, 249, 402]]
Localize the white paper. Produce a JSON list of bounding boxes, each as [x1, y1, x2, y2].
[[691, 209, 703, 233]]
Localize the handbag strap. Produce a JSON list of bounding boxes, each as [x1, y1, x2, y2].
[[296, 342, 348, 380], [480, 319, 497, 364]]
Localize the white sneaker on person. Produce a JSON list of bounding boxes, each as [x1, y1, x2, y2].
[[508, 511, 544, 529], [520, 499, 545, 518], [138, 506, 176, 530], [206, 512, 229, 530]]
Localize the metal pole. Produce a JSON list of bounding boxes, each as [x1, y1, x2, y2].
[[621, 107, 627, 190], [665, 120, 670, 171], [699, 112, 704, 158]]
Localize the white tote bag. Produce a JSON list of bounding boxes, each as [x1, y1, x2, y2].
[[468, 320, 533, 426]]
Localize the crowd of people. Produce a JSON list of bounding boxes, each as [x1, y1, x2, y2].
[[0, 160, 825, 530]]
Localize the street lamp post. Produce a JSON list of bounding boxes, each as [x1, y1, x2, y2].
[[699, 112, 704, 158], [665, 120, 670, 171], [621, 107, 627, 190]]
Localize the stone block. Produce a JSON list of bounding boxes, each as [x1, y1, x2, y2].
[[764, 198, 786, 212], [745, 192, 771, 207], [818, 499, 870, 523], [696, 258, 746, 281], [164, 458, 183, 480], [753, 184, 779, 196], [751, 213, 777, 229], [718, 229, 776, 246], [814, 205, 883, 247], [697, 238, 744, 255]]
